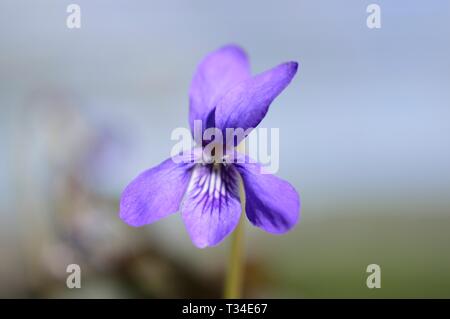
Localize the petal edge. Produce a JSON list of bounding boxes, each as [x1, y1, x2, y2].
[[215, 61, 298, 143], [235, 161, 300, 234], [120, 157, 194, 227], [189, 44, 251, 135]]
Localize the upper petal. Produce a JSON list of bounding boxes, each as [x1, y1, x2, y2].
[[235, 161, 300, 234], [120, 155, 195, 227], [189, 44, 251, 134], [215, 61, 298, 143], [181, 164, 242, 248]]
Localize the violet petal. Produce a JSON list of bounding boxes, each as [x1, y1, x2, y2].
[[235, 160, 300, 234], [119, 155, 195, 227], [215, 61, 298, 144], [189, 44, 251, 134], [181, 164, 242, 248]]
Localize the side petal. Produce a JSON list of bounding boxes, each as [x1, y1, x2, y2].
[[189, 44, 251, 134], [215, 61, 298, 143], [181, 164, 242, 248], [120, 156, 195, 227], [235, 161, 300, 234]]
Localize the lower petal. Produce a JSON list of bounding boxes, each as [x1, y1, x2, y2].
[[235, 162, 300, 234], [181, 164, 242, 248], [120, 155, 195, 227]]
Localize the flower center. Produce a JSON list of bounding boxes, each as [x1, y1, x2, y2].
[[201, 143, 234, 165]]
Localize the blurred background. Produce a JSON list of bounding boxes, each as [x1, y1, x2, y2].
[[1, 0, 450, 298]]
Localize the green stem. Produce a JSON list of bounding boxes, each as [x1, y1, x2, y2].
[[224, 181, 246, 299]]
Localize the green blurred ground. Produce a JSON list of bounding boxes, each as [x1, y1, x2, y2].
[[256, 214, 450, 298]]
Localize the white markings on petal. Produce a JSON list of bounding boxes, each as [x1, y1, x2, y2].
[[183, 163, 240, 216], [181, 162, 242, 247], [208, 169, 216, 197]]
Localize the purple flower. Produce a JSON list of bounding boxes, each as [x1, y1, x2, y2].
[[120, 45, 300, 248]]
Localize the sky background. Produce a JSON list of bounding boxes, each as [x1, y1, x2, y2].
[[0, 0, 449, 298]]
